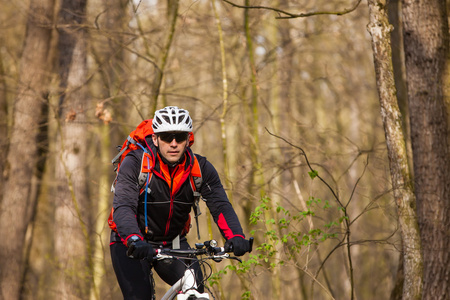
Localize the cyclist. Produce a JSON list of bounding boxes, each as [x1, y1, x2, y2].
[[110, 106, 250, 299]]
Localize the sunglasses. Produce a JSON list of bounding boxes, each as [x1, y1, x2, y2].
[[158, 132, 189, 143]]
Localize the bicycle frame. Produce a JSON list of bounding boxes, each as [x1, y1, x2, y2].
[[161, 269, 209, 300]]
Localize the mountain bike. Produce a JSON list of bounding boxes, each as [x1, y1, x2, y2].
[[150, 238, 254, 300]]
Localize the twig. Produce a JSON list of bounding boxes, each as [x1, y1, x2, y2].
[[265, 128, 341, 206], [222, 0, 362, 19]]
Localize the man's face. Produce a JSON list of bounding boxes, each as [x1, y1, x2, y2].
[[152, 132, 189, 164]]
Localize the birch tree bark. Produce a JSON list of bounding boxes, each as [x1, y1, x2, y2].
[[53, 0, 93, 298], [401, 1, 450, 298], [0, 1, 54, 299], [367, 1, 423, 300]]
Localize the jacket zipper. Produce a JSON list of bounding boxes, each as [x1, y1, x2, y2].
[[164, 166, 177, 236]]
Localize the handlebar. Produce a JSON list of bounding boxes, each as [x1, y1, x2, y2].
[[153, 237, 254, 261]]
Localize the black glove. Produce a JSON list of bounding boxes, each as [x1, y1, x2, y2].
[[126, 237, 154, 261], [224, 236, 250, 256]]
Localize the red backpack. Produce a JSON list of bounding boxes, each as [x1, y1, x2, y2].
[[108, 119, 203, 239]]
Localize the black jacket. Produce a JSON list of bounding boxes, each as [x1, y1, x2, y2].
[[110, 137, 244, 245]]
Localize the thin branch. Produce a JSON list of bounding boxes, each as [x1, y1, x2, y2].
[[265, 128, 342, 206], [350, 187, 393, 226], [345, 154, 369, 209], [222, 0, 362, 19]]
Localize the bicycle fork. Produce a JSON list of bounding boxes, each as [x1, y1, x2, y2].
[[161, 268, 209, 300]]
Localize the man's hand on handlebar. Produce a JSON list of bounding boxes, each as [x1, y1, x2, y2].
[[224, 236, 252, 256], [126, 235, 154, 261]]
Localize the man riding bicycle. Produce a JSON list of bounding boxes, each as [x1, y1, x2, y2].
[[110, 106, 250, 299]]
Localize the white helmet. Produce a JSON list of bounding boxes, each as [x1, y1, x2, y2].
[[152, 106, 193, 133]]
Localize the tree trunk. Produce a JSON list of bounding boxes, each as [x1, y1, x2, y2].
[[243, 2, 279, 299], [0, 49, 8, 200], [401, 1, 450, 299], [367, 1, 423, 300], [53, 0, 93, 299], [386, 2, 409, 298], [149, 0, 179, 115], [90, 1, 129, 298], [0, 0, 54, 299], [387, 0, 412, 171]]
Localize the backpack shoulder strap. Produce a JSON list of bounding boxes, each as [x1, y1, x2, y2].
[[111, 135, 138, 165], [190, 156, 202, 194], [190, 155, 203, 239], [139, 151, 154, 193]]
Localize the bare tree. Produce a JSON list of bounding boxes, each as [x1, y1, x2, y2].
[[401, 0, 450, 299], [0, 0, 54, 299], [367, 2, 423, 300], [0, 49, 8, 199], [90, 0, 129, 298], [147, 0, 179, 114], [53, 0, 93, 299], [386, 2, 409, 299]]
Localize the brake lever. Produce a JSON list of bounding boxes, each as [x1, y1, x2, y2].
[[230, 256, 242, 263], [211, 252, 229, 262]]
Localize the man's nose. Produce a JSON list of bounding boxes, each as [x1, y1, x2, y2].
[[169, 138, 178, 146]]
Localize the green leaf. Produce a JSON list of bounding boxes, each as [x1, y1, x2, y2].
[[339, 216, 349, 223], [241, 291, 252, 300], [308, 169, 319, 179], [325, 221, 338, 228]]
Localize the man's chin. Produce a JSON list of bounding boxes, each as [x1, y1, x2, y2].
[[166, 156, 181, 164]]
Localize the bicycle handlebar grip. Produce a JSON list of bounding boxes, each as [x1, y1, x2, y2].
[[227, 237, 254, 254]]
